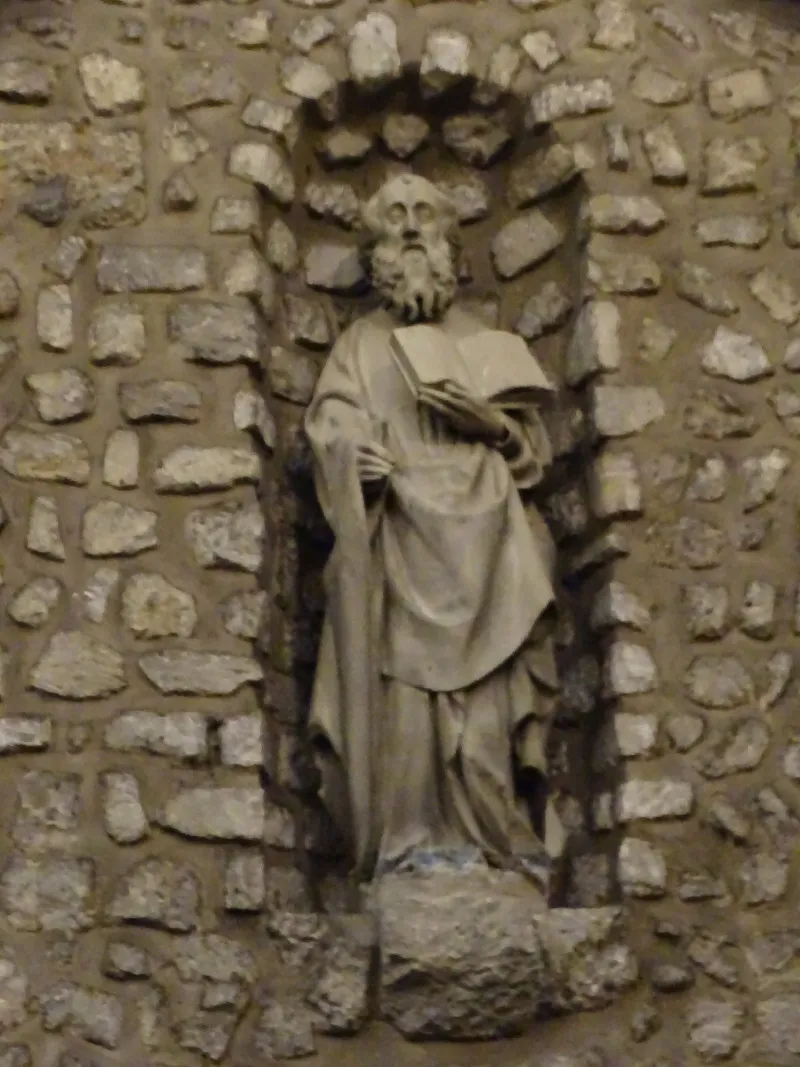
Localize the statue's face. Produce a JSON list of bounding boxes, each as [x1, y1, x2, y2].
[[364, 175, 459, 323]]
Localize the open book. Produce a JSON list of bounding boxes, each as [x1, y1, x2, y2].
[[390, 324, 554, 408]]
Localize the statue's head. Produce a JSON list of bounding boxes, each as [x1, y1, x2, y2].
[[361, 173, 460, 324]]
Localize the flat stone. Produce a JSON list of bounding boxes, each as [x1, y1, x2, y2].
[[11, 770, 80, 851], [24, 175, 69, 226], [266, 219, 299, 273], [233, 390, 276, 450], [0, 59, 53, 103], [79, 570, 119, 624], [515, 281, 572, 341], [521, 30, 562, 72], [138, 650, 262, 695], [438, 171, 490, 223], [153, 445, 259, 493], [82, 500, 157, 556], [279, 56, 338, 121], [168, 61, 239, 110], [378, 868, 546, 1038], [220, 590, 267, 640], [89, 302, 145, 366], [25, 369, 94, 423], [688, 998, 744, 1059], [347, 13, 401, 91], [103, 941, 151, 979], [508, 144, 578, 209], [317, 127, 372, 167], [225, 853, 265, 911], [29, 632, 126, 699], [103, 772, 148, 844], [652, 5, 698, 49], [591, 385, 665, 437], [224, 250, 273, 310], [290, 14, 335, 53], [592, 0, 636, 50], [589, 452, 641, 518], [472, 42, 523, 107], [168, 301, 261, 365], [1, 429, 90, 485], [228, 10, 272, 48], [701, 325, 772, 381], [79, 52, 144, 114], [267, 347, 320, 405], [122, 573, 197, 638], [40, 984, 122, 1049], [0, 855, 93, 933], [252, 1001, 315, 1060], [381, 113, 429, 159], [682, 584, 729, 639], [740, 579, 776, 638], [616, 779, 694, 821], [97, 246, 206, 293], [685, 656, 754, 708], [420, 29, 471, 98], [687, 454, 729, 501], [590, 580, 650, 632], [160, 785, 264, 841], [587, 242, 661, 294], [707, 68, 772, 119], [491, 211, 563, 279], [240, 96, 299, 150], [603, 641, 657, 696], [565, 300, 621, 385], [303, 180, 360, 229], [642, 122, 688, 183], [210, 198, 258, 239], [0, 273, 19, 318], [750, 267, 800, 325], [666, 713, 706, 752], [103, 429, 139, 489], [162, 168, 197, 212], [119, 379, 201, 423], [585, 193, 665, 234], [8, 577, 61, 628], [228, 142, 294, 205], [37, 285, 72, 351], [703, 136, 766, 194], [632, 64, 690, 105], [701, 718, 770, 778], [106, 857, 200, 931], [105, 710, 207, 761], [696, 214, 770, 247], [528, 78, 613, 125], [742, 447, 789, 511], [0, 718, 51, 753], [684, 388, 757, 438], [443, 114, 511, 168], [304, 243, 365, 293], [26, 496, 65, 559], [185, 501, 265, 572], [676, 262, 738, 316], [618, 838, 666, 897]]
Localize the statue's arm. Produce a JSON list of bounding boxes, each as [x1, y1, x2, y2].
[[494, 406, 553, 490]]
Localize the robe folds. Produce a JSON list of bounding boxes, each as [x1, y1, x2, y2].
[[304, 305, 562, 878]]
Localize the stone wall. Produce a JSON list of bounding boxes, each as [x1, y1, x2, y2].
[[1, 0, 800, 1063]]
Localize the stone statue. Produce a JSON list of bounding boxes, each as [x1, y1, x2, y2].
[[304, 173, 564, 887]]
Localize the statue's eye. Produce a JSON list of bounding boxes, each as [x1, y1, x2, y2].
[[386, 204, 406, 225], [415, 202, 434, 224]]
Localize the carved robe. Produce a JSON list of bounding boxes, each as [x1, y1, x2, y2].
[[304, 306, 562, 878]]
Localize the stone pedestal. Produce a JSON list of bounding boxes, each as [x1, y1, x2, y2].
[[375, 868, 638, 1040]]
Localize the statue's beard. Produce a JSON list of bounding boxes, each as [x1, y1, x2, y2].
[[369, 236, 458, 323]]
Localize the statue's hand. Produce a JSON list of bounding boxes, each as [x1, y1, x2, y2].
[[419, 382, 508, 443], [355, 441, 394, 489]]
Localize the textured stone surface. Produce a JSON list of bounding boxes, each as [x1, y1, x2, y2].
[[161, 786, 264, 841], [30, 632, 126, 699], [107, 857, 200, 931]]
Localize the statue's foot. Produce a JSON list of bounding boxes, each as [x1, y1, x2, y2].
[[376, 846, 487, 878]]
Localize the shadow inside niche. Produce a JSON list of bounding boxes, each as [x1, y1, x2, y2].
[[255, 63, 622, 911]]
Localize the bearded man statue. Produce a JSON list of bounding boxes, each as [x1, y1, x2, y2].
[[304, 173, 564, 889]]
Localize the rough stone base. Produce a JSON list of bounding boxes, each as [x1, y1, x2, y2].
[[376, 868, 638, 1040]]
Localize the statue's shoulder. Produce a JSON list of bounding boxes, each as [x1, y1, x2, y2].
[[332, 307, 392, 355]]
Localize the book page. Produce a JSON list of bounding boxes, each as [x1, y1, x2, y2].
[[457, 330, 554, 402], [390, 326, 471, 393]]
